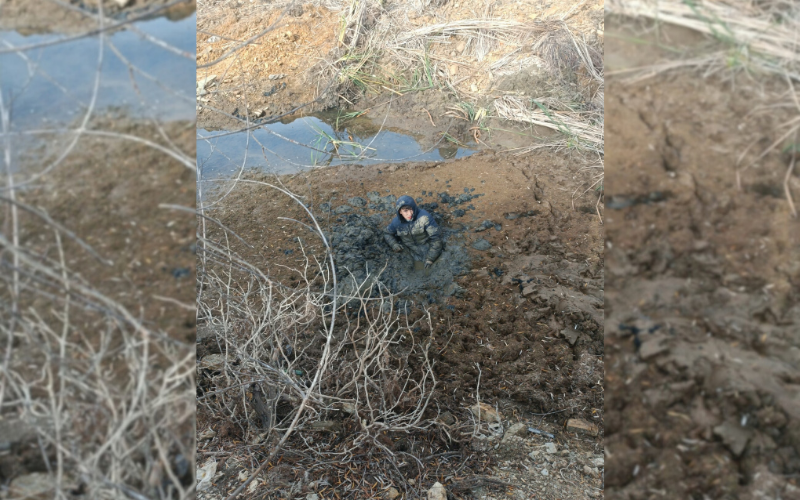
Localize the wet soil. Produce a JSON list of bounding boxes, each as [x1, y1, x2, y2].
[[605, 18, 800, 500], [197, 148, 605, 499]]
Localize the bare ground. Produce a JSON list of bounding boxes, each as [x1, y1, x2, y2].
[[196, 147, 605, 499], [605, 18, 800, 500]]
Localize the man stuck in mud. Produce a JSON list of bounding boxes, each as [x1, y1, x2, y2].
[[383, 196, 443, 272]]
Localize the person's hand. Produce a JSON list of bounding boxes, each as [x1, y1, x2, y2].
[[425, 260, 433, 269]]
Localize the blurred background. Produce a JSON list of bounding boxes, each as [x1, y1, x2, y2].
[[604, 1, 799, 498], [0, 1, 196, 498]]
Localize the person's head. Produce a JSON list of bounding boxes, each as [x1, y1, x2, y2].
[[395, 195, 417, 222]]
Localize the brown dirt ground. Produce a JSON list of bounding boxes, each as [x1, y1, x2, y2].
[[197, 147, 605, 499], [197, 2, 606, 498], [605, 17, 800, 500], [2, 117, 196, 489], [15, 117, 197, 340], [196, 0, 604, 139]]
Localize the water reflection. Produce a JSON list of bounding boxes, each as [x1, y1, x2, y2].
[[0, 13, 195, 128], [197, 113, 476, 179]]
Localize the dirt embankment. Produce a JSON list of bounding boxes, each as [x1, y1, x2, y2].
[[605, 19, 800, 500], [196, 0, 603, 154], [0, 0, 195, 34], [197, 147, 605, 499]]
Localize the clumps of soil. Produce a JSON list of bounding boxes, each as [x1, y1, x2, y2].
[[197, 147, 605, 499], [605, 19, 800, 499], [320, 190, 484, 304]]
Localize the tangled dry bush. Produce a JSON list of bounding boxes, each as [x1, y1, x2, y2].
[[1, 1, 196, 498], [196, 181, 506, 499]]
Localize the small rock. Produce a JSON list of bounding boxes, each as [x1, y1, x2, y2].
[[198, 428, 216, 441], [427, 482, 447, 500], [583, 465, 599, 477], [565, 418, 599, 437], [384, 487, 401, 500], [469, 402, 501, 422], [528, 450, 540, 460], [348, 196, 367, 207], [472, 239, 492, 251], [333, 205, 352, 214], [714, 420, 753, 457], [540, 469, 549, 477], [207, 35, 219, 43], [561, 327, 580, 345], [505, 422, 527, 438], [639, 334, 670, 360], [268, 74, 286, 80], [306, 494, 319, 500], [588, 490, 601, 498], [9, 473, 54, 500], [437, 411, 456, 426], [592, 456, 604, 468], [544, 442, 557, 454]]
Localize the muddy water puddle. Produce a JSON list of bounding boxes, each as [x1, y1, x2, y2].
[[196, 112, 478, 180], [0, 13, 195, 127]]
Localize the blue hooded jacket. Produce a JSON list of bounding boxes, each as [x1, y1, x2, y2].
[[383, 195, 443, 263]]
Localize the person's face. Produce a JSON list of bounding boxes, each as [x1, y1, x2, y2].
[[400, 207, 413, 221]]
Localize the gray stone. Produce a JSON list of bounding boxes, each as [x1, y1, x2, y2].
[[472, 239, 491, 251], [505, 422, 527, 438], [9, 473, 54, 500], [348, 196, 366, 207], [639, 334, 670, 360], [541, 469, 549, 476], [427, 482, 446, 500], [333, 205, 352, 214], [561, 327, 580, 345], [544, 442, 557, 454], [714, 420, 753, 457]]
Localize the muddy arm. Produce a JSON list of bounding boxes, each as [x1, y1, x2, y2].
[[425, 222, 443, 262], [383, 226, 403, 250]]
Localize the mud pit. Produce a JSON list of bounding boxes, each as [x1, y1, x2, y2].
[[197, 149, 604, 499], [605, 18, 800, 500]]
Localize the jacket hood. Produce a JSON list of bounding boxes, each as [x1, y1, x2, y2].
[[395, 195, 419, 222]]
